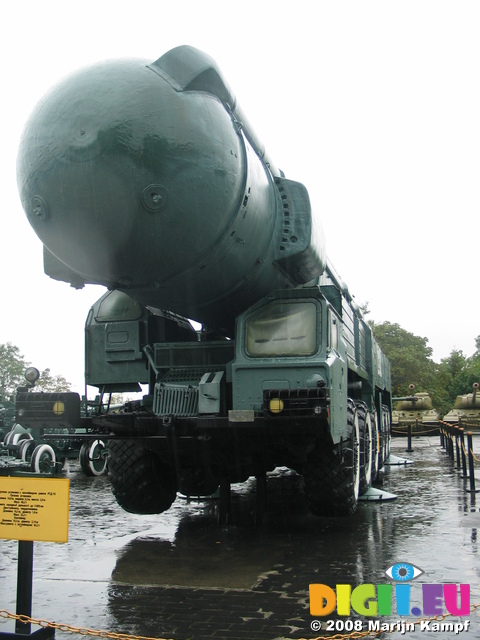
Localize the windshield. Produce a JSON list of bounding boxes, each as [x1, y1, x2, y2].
[[245, 301, 318, 357]]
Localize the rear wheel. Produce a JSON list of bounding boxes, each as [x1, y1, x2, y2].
[[178, 468, 220, 497], [19, 438, 35, 462], [370, 410, 380, 482], [108, 439, 177, 514], [357, 401, 373, 494], [383, 405, 391, 461], [303, 399, 360, 517]]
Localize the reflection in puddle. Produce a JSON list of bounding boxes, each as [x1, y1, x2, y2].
[[1, 439, 480, 640]]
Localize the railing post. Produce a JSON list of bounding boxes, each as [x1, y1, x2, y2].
[[466, 432, 479, 494], [406, 422, 413, 453], [15, 541, 33, 635], [454, 426, 461, 469], [460, 428, 468, 478]]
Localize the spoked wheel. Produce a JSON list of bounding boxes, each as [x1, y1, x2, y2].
[[79, 439, 108, 476], [303, 398, 360, 517], [357, 401, 373, 494], [31, 444, 56, 473]]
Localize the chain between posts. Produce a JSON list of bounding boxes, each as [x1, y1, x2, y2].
[[457, 438, 480, 463], [0, 611, 174, 640], [440, 422, 480, 461], [1, 604, 480, 640], [391, 426, 438, 436]]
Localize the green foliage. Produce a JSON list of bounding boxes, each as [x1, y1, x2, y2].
[[369, 323, 480, 416], [0, 343, 29, 399], [35, 368, 72, 393], [0, 342, 71, 398], [369, 321, 436, 394], [437, 340, 480, 413]]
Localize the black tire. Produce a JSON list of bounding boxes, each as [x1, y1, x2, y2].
[[383, 404, 391, 461], [31, 444, 56, 473], [178, 468, 220, 497], [377, 405, 391, 469], [12, 432, 33, 458], [357, 401, 373, 495], [19, 438, 35, 462], [3, 430, 16, 446], [303, 399, 360, 517], [371, 410, 380, 482], [107, 439, 177, 514], [79, 439, 108, 476]]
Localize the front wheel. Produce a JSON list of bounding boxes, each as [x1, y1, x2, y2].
[[31, 444, 56, 473], [303, 399, 360, 517], [108, 439, 177, 514]]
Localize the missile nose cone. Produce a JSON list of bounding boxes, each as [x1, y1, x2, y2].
[[17, 46, 327, 330], [17, 55, 246, 288]]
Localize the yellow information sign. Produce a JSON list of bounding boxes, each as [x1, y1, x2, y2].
[[0, 476, 70, 543]]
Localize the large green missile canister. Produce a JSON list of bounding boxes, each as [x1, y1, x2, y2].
[[17, 46, 326, 334]]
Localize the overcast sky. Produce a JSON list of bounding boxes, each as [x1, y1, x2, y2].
[[1, 1, 479, 394]]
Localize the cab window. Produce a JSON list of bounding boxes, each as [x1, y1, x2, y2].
[[245, 301, 317, 357]]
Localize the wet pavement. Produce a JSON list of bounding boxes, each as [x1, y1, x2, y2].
[[1, 436, 480, 640]]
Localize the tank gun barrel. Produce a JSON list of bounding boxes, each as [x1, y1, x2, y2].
[[393, 384, 418, 403], [17, 45, 326, 334], [473, 382, 479, 404]]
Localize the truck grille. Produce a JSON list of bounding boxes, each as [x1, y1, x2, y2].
[[263, 388, 328, 417], [153, 368, 207, 417], [153, 385, 199, 417]]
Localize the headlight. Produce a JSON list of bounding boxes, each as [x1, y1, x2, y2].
[[269, 398, 284, 414], [24, 367, 40, 385]]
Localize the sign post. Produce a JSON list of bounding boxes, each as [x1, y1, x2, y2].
[[0, 476, 70, 640]]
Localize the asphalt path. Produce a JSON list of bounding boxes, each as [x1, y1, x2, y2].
[[1, 436, 479, 640]]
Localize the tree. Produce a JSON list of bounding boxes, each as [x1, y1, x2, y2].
[[0, 343, 29, 399], [369, 321, 438, 401], [0, 342, 71, 398], [35, 368, 71, 393], [439, 337, 480, 411], [437, 350, 467, 409]]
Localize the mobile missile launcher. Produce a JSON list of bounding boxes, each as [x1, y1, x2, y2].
[[443, 383, 480, 428], [16, 46, 392, 517]]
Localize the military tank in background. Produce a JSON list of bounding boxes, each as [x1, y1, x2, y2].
[[391, 384, 440, 435], [443, 383, 480, 429]]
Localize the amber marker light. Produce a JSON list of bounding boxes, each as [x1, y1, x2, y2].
[[269, 398, 284, 414]]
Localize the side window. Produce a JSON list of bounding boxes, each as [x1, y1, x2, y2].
[[328, 310, 339, 352]]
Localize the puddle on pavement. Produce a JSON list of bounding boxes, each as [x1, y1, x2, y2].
[[112, 531, 284, 589], [1, 436, 480, 640], [112, 472, 308, 589]]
